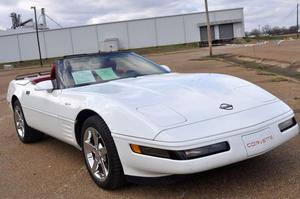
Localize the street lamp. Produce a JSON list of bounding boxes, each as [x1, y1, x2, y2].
[[31, 6, 43, 67]]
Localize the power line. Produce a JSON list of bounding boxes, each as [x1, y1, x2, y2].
[[45, 14, 63, 28], [280, 6, 297, 24], [37, 14, 42, 24], [273, 4, 299, 29], [286, 6, 297, 18]]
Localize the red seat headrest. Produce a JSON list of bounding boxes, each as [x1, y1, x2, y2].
[[50, 64, 56, 79]]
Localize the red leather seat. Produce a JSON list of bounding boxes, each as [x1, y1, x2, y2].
[[50, 64, 56, 79], [31, 64, 56, 84]]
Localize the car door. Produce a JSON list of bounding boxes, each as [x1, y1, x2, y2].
[[21, 84, 62, 137]]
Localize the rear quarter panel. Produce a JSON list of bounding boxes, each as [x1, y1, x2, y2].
[[6, 80, 26, 110]]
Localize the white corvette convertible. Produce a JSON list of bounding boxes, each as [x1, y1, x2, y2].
[[7, 52, 299, 189]]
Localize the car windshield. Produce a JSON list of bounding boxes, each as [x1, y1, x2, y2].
[[57, 52, 167, 88]]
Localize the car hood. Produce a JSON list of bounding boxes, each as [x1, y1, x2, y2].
[[72, 73, 279, 128]]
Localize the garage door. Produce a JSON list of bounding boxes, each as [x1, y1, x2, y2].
[[200, 26, 215, 41], [219, 24, 234, 40]]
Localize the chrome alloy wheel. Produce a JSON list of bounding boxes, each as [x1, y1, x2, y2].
[[83, 127, 109, 181], [14, 106, 25, 138]]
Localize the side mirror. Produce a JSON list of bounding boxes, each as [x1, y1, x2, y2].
[[161, 65, 172, 73], [35, 80, 54, 92]]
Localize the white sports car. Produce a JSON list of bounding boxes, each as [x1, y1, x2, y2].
[[7, 52, 299, 189]]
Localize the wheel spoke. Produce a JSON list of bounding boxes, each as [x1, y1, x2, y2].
[[92, 130, 99, 146], [84, 141, 95, 154], [99, 148, 107, 161], [20, 129, 24, 137], [91, 159, 98, 173], [99, 159, 108, 177], [15, 110, 21, 119]]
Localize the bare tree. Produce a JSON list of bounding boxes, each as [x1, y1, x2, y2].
[[250, 25, 298, 36], [250, 28, 261, 36], [262, 25, 272, 35]]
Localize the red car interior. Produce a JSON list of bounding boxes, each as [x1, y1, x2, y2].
[[31, 64, 56, 84]]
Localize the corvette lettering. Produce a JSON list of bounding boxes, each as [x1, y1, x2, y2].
[[247, 135, 273, 148]]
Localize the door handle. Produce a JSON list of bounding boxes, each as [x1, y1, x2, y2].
[[64, 102, 71, 106], [25, 91, 30, 95]]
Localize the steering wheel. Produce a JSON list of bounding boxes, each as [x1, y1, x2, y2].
[[125, 70, 141, 77]]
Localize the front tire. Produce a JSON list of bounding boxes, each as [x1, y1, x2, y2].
[[13, 100, 43, 143], [81, 115, 125, 190]]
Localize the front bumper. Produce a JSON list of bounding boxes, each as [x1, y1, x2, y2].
[[113, 112, 299, 178]]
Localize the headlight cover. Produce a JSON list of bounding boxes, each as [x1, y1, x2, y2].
[[279, 117, 297, 132], [183, 142, 230, 159], [130, 141, 230, 160]]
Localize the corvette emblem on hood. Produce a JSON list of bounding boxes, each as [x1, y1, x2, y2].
[[219, 103, 234, 110]]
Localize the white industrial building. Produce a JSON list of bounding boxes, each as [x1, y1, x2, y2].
[[0, 8, 245, 64]]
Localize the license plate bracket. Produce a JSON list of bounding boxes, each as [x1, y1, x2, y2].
[[242, 128, 274, 156]]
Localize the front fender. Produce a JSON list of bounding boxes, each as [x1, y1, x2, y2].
[[84, 96, 161, 140]]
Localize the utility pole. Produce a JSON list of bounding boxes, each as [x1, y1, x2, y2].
[[31, 6, 43, 67], [204, 0, 213, 56], [297, 3, 299, 39]]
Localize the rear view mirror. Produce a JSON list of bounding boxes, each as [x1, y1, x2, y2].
[[35, 80, 54, 92], [161, 65, 172, 72]]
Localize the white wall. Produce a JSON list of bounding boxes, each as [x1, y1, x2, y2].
[[70, 26, 98, 54], [233, 23, 245, 38], [156, 16, 186, 46], [97, 22, 129, 49], [18, 32, 47, 60], [0, 8, 244, 64], [127, 19, 157, 48], [183, 14, 201, 43], [214, 25, 220, 40], [213, 9, 243, 22], [0, 35, 20, 63], [44, 29, 73, 58]]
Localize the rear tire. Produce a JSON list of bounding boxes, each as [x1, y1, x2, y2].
[[81, 115, 125, 190], [13, 100, 43, 143]]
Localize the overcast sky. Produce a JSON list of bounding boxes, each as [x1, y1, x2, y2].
[[0, 0, 299, 31]]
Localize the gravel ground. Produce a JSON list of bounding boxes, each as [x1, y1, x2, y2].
[[214, 39, 300, 63], [0, 49, 300, 199]]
